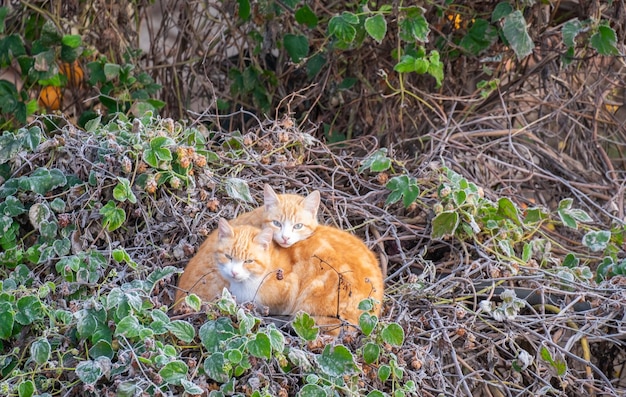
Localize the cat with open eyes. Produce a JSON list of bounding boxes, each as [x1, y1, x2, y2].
[[174, 186, 384, 333], [174, 185, 320, 304]]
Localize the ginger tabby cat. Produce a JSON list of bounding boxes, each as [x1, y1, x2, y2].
[[230, 184, 320, 247], [175, 185, 319, 305], [174, 186, 384, 333]]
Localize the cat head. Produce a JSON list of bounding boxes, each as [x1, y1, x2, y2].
[[215, 218, 274, 284], [263, 184, 320, 248]]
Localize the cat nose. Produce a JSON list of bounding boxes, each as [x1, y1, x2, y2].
[[231, 270, 239, 278]]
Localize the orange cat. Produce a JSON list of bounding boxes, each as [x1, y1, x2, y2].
[[174, 186, 319, 306], [176, 218, 384, 333], [230, 184, 320, 247]]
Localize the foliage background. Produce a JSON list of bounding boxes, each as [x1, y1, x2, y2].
[[1, 0, 626, 396]]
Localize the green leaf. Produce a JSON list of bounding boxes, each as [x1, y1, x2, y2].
[[492, 2, 513, 21], [292, 312, 319, 341], [115, 314, 141, 338], [166, 320, 195, 343], [18, 380, 35, 397], [159, 360, 188, 385], [200, 317, 237, 353], [181, 379, 204, 395], [590, 25, 619, 56], [61, 34, 82, 48], [359, 312, 378, 336], [295, 5, 318, 28], [582, 230, 611, 252], [19, 168, 67, 195], [427, 50, 444, 87], [502, 10, 534, 60], [103, 63, 121, 81], [363, 342, 380, 364], [203, 352, 230, 383], [365, 15, 387, 44], [15, 296, 44, 325], [113, 177, 137, 203], [225, 177, 254, 203], [30, 338, 51, 365], [378, 364, 391, 382], [298, 384, 326, 397], [460, 19, 498, 55], [237, 0, 250, 21], [328, 15, 357, 44], [318, 344, 359, 376], [0, 131, 21, 164], [99, 200, 125, 231], [562, 19, 582, 48], [385, 175, 420, 207], [183, 294, 202, 311], [145, 266, 181, 294], [497, 197, 521, 225], [394, 55, 417, 73], [21, 126, 42, 151], [359, 148, 391, 173], [399, 9, 429, 42], [0, 302, 14, 339], [3, 195, 26, 216], [431, 211, 459, 239], [89, 340, 114, 359], [247, 333, 272, 360], [76, 358, 109, 385], [284, 34, 309, 63], [381, 323, 404, 346]]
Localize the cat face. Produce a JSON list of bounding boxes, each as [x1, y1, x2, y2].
[[263, 184, 320, 248], [214, 218, 273, 284]]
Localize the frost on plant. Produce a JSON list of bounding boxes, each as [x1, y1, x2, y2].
[[480, 289, 526, 321]]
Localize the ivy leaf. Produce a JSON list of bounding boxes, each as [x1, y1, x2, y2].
[[30, 338, 51, 365], [295, 5, 318, 28], [113, 177, 137, 204], [497, 197, 521, 226], [431, 211, 459, 239], [582, 230, 611, 252], [246, 333, 272, 360], [159, 360, 188, 385], [203, 352, 230, 383], [99, 200, 125, 231], [502, 10, 534, 60], [385, 175, 420, 207], [590, 25, 619, 56], [359, 312, 378, 336], [381, 323, 404, 346], [399, 7, 429, 42], [363, 342, 380, 364], [359, 148, 391, 173], [284, 34, 309, 63], [292, 312, 319, 341], [365, 15, 387, 44], [328, 14, 357, 43], [318, 344, 359, 376], [225, 177, 254, 203], [75, 358, 110, 385], [562, 19, 583, 48], [166, 320, 196, 343], [0, 302, 14, 339], [491, 2, 513, 21]]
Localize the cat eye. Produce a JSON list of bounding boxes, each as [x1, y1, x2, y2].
[[293, 223, 303, 230], [225, 254, 233, 260], [272, 220, 282, 227], [244, 259, 254, 264]]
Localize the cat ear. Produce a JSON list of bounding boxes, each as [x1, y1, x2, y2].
[[254, 227, 274, 250], [302, 190, 321, 217], [217, 218, 234, 239], [263, 184, 279, 211]]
